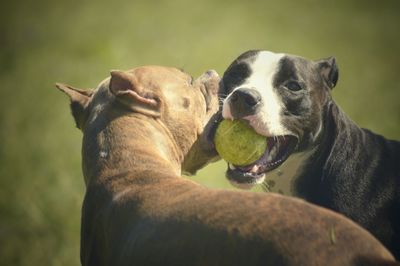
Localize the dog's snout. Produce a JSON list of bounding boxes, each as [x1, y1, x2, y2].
[[231, 88, 261, 107], [228, 88, 262, 119]]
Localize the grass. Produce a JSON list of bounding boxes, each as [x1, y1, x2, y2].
[[0, 0, 399, 265]]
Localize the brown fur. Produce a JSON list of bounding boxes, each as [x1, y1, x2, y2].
[[57, 66, 396, 266]]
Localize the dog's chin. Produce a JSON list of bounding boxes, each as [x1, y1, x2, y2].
[[227, 170, 266, 190], [226, 135, 298, 190]]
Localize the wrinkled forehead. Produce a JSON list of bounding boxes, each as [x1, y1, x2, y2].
[[128, 66, 191, 86], [223, 51, 283, 89], [222, 51, 282, 90], [249, 51, 313, 72], [271, 54, 316, 86], [224, 51, 315, 89], [243, 51, 285, 87], [250, 51, 285, 75]]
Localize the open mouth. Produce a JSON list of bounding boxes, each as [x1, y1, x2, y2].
[[226, 135, 298, 189]]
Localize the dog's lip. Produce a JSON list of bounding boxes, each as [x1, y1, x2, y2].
[[226, 167, 266, 190], [226, 135, 298, 188]]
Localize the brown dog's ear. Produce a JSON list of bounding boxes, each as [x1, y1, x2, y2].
[[317, 57, 339, 89], [55, 83, 94, 129], [109, 70, 161, 117]]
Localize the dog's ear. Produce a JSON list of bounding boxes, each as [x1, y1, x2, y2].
[[317, 57, 339, 89], [109, 70, 161, 117], [55, 83, 94, 129]]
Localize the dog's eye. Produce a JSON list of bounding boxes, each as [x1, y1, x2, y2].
[[285, 81, 303, 91]]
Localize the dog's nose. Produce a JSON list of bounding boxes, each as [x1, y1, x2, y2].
[[230, 88, 261, 107], [228, 88, 262, 118]]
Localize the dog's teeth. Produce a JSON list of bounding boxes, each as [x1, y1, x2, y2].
[[266, 152, 274, 162], [229, 164, 236, 170], [266, 147, 276, 161], [272, 144, 278, 154], [267, 145, 278, 161], [250, 165, 259, 173]]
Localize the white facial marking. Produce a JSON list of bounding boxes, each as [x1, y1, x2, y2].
[[222, 51, 291, 137], [244, 51, 288, 136]]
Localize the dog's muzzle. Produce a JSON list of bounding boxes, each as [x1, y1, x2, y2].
[[226, 134, 298, 189], [226, 88, 262, 119]]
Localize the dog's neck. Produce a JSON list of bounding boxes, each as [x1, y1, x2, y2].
[[293, 102, 370, 199], [81, 113, 183, 186]]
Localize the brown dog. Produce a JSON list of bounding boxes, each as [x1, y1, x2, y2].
[[57, 66, 396, 266]]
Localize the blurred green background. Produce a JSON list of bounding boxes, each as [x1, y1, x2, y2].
[[1, 0, 399, 265]]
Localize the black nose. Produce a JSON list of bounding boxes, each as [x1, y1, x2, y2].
[[229, 88, 262, 118]]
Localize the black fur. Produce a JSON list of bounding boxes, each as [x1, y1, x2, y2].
[[221, 51, 255, 97], [272, 57, 299, 87], [294, 102, 400, 259]]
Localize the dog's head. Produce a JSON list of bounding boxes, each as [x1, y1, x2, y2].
[[220, 50, 338, 188], [56, 66, 220, 178]]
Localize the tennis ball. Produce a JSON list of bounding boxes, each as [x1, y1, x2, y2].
[[214, 119, 267, 166]]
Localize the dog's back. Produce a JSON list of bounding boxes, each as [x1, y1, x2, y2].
[[82, 177, 396, 266]]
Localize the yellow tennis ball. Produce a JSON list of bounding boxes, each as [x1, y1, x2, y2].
[[214, 119, 267, 166]]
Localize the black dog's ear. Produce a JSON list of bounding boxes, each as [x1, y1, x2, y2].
[[55, 83, 94, 130], [317, 57, 339, 89]]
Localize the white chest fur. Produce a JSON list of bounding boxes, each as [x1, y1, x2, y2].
[[262, 150, 313, 196]]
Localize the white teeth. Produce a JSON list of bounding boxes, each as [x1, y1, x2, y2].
[[250, 165, 259, 173], [271, 143, 278, 154], [229, 164, 237, 170], [267, 144, 278, 161], [266, 152, 273, 162]]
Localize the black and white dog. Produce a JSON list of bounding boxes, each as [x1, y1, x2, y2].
[[218, 50, 400, 259]]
